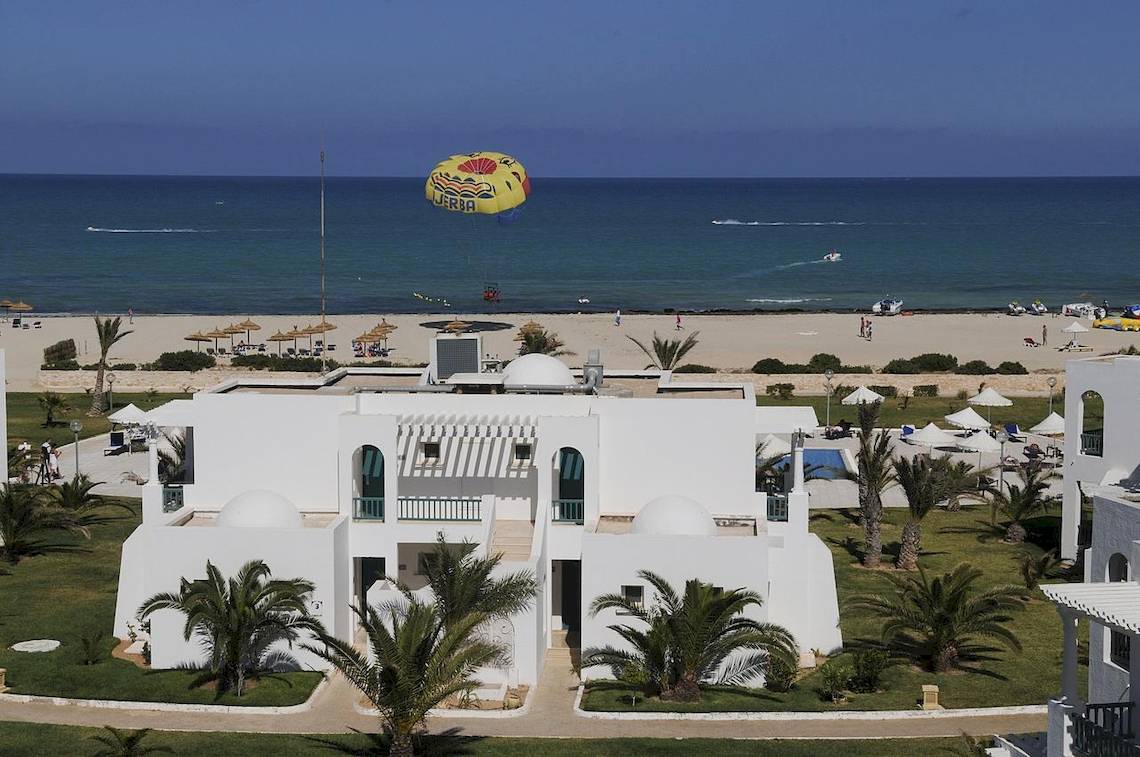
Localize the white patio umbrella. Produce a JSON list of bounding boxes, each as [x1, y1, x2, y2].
[[842, 386, 884, 405], [1030, 411, 1065, 437], [1062, 321, 1090, 334], [107, 403, 147, 425], [907, 422, 957, 450], [957, 430, 1002, 473], [968, 387, 1013, 423], [944, 406, 990, 431]]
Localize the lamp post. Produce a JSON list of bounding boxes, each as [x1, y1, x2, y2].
[[996, 428, 1009, 494], [69, 420, 83, 477], [824, 368, 835, 429], [1047, 376, 1058, 415], [107, 371, 116, 413]]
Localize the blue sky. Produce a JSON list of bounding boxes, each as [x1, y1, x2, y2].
[[2, 1, 1138, 176]]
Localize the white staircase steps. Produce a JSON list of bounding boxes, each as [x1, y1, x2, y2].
[[491, 519, 534, 562]]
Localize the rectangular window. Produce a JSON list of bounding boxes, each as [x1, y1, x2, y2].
[[514, 443, 533, 464], [1111, 630, 1131, 669], [621, 585, 644, 611], [417, 552, 438, 576], [421, 441, 441, 462]]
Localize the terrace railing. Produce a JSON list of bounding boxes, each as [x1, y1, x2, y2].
[[353, 496, 385, 521], [1071, 702, 1138, 757], [1081, 431, 1105, 457], [397, 496, 481, 522], [161, 485, 184, 514], [767, 493, 789, 522], [552, 499, 585, 524]]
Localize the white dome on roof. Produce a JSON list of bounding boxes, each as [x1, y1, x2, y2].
[[502, 353, 575, 388], [216, 489, 302, 529], [631, 495, 716, 537]]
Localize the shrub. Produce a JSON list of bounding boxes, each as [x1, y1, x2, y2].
[[231, 354, 337, 372], [109, 362, 137, 371], [849, 649, 891, 693], [41, 359, 80, 371], [80, 630, 106, 666], [955, 360, 994, 375], [912, 384, 939, 398], [841, 364, 875, 374], [867, 385, 898, 398], [817, 659, 851, 703], [154, 350, 217, 372], [996, 361, 1028, 375], [43, 339, 77, 364], [766, 383, 795, 400], [81, 363, 100, 371], [881, 359, 917, 374], [956, 389, 969, 400], [807, 353, 842, 373], [910, 353, 959, 372], [763, 655, 797, 692], [752, 358, 789, 374], [673, 363, 717, 374]]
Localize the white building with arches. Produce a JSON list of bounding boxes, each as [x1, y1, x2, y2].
[[112, 334, 841, 692], [1041, 355, 1140, 756]]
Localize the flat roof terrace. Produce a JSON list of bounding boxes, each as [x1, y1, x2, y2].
[[593, 515, 760, 536], [173, 512, 339, 529]]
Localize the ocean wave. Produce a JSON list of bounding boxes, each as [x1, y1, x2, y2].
[[86, 226, 214, 233], [746, 297, 834, 304], [712, 219, 867, 226]]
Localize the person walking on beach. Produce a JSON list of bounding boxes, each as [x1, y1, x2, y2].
[[859, 316, 866, 339], [128, 307, 134, 324], [614, 309, 621, 327], [866, 321, 873, 342], [1042, 323, 1048, 346], [675, 313, 683, 330]]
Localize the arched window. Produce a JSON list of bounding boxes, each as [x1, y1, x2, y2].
[[360, 445, 385, 499], [1108, 552, 1130, 668], [553, 447, 584, 523], [1081, 391, 1104, 457]]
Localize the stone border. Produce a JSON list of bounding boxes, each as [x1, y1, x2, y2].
[[353, 691, 534, 720], [0, 673, 328, 715], [572, 685, 1046, 721]]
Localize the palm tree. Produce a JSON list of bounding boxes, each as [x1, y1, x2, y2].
[[305, 598, 501, 757], [88, 726, 172, 756], [986, 464, 1059, 543], [158, 430, 188, 483], [1017, 549, 1065, 590], [942, 459, 986, 512], [851, 402, 895, 568], [50, 473, 134, 523], [0, 483, 90, 564], [847, 563, 1028, 672], [137, 559, 322, 696], [893, 455, 976, 570], [582, 570, 797, 702], [518, 329, 575, 357], [411, 533, 536, 630], [88, 315, 133, 416], [627, 332, 700, 370], [38, 391, 70, 426]]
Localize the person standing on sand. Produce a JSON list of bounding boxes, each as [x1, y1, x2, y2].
[[614, 309, 621, 327], [1042, 323, 1047, 346], [866, 321, 873, 342], [859, 316, 865, 339], [675, 313, 682, 330], [128, 307, 134, 324]]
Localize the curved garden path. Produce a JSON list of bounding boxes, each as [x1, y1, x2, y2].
[[0, 651, 1046, 740]]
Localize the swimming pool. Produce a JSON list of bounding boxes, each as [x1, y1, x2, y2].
[[772, 449, 849, 479]]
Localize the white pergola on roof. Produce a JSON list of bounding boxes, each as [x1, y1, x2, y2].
[[397, 412, 536, 439], [1042, 582, 1140, 634]]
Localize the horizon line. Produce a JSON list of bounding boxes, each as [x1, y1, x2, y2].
[[4, 171, 1140, 181]]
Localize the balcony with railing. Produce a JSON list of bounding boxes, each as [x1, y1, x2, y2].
[[766, 493, 789, 522], [397, 496, 481, 522], [552, 499, 584, 524], [353, 496, 385, 520], [1081, 431, 1105, 457], [1071, 702, 1138, 757], [161, 485, 185, 513]]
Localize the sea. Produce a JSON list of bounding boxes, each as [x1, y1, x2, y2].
[[2, 174, 1138, 315]]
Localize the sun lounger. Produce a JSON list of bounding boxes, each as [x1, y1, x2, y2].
[[901, 424, 915, 439], [1004, 423, 1025, 442], [11, 318, 20, 328], [32, 321, 42, 329], [1024, 337, 1041, 347], [103, 431, 127, 456]]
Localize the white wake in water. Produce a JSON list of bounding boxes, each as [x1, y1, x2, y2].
[[746, 297, 834, 304], [86, 226, 214, 233], [712, 219, 866, 226]]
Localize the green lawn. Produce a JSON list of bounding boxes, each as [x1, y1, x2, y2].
[[583, 505, 1084, 712], [0, 723, 971, 757], [0, 499, 321, 706], [6, 391, 190, 450], [756, 393, 1082, 431]]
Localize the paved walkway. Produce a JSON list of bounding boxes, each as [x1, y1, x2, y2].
[[0, 650, 1046, 739]]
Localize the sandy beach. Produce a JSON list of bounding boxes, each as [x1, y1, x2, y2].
[[2, 311, 1133, 393]]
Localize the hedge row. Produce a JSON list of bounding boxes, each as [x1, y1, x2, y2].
[[752, 353, 872, 375]]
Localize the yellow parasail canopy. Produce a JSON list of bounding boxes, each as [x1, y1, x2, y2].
[[425, 152, 530, 215]]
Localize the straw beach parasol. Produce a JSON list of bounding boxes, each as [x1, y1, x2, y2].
[[9, 300, 33, 313], [266, 330, 291, 355], [184, 332, 211, 351], [222, 323, 245, 348], [203, 327, 230, 351], [238, 318, 262, 344], [285, 326, 307, 350]]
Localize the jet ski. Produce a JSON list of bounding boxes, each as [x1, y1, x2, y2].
[[1007, 301, 1027, 316], [1027, 300, 1048, 315], [823, 249, 842, 262]]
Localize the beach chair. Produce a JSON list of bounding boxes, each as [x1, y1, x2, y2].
[[32, 321, 41, 329], [327, 343, 336, 352], [206, 348, 215, 356], [11, 318, 20, 328], [901, 424, 915, 439], [1004, 423, 1025, 442], [103, 431, 127, 456], [1023, 337, 1041, 347]]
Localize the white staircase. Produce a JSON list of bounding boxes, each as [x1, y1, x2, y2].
[[491, 519, 533, 562]]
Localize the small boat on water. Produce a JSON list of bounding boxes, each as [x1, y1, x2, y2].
[[872, 297, 903, 316], [822, 249, 841, 262], [577, 297, 590, 304], [1007, 301, 1027, 316]]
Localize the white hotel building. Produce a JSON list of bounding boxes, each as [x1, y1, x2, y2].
[[112, 334, 842, 691]]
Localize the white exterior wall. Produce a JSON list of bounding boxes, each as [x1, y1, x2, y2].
[[1084, 494, 1140, 703], [0, 349, 7, 467], [1061, 357, 1140, 559]]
